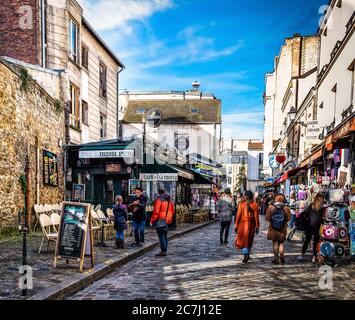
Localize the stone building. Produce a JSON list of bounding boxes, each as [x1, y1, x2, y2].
[[263, 34, 320, 178], [0, 0, 125, 145], [0, 59, 65, 233]]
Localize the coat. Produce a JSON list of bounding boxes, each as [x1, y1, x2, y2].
[[129, 194, 147, 222], [265, 203, 291, 242], [218, 195, 236, 222], [235, 201, 260, 249], [113, 204, 128, 231], [150, 194, 175, 226]]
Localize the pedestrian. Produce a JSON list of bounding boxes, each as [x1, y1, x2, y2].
[[218, 188, 236, 245], [150, 189, 175, 257], [265, 193, 291, 264], [129, 187, 147, 247], [297, 193, 325, 263], [235, 190, 260, 263], [113, 195, 128, 249], [288, 192, 297, 229]]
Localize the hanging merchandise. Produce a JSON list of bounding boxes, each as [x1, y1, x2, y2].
[[333, 149, 341, 164], [350, 220, 355, 257]]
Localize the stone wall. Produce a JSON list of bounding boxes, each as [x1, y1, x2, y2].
[[0, 60, 65, 233]]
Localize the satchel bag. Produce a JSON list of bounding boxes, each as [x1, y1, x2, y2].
[[154, 201, 170, 232]]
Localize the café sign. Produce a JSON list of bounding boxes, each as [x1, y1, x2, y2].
[[158, 173, 178, 181], [140, 173, 179, 182], [79, 149, 135, 159]]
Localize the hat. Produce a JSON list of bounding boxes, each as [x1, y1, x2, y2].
[[244, 190, 253, 200]]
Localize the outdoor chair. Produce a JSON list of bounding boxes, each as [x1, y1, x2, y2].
[[51, 212, 61, 233], [97, 209, 115, 240], [38, 214, 58, 254], [90, 209, 102, 240], [34, 204, 44, 231]]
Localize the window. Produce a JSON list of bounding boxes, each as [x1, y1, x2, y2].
[[258, 153, 264, 165], [100, 114, 107, 139], [190, 108, 200, 113], [82, 100, 88, 126], [314, 102, 320, 120], [68, 18, 79, 62], [82, 45, 88, 69], [69, 84, 80, 129], [135, 108, 146, 114], [349, 60, 355, 106], [99, 62, 107, 99], [174, 133, 190, 151]]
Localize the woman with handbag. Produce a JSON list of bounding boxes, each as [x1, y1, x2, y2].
[[113, 195, 128, 249], [150, 189, 175, 257]]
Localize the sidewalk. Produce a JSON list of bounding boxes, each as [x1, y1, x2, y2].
[[0, 221, 214, 300]]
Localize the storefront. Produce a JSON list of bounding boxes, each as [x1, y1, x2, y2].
[[67, 140, 136, 211]]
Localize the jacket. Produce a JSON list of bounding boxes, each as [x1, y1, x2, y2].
[[151, 194, 175, 226], [265, 202, 291, 242], [113, 204, 128, 231], [301, 205, 323, 235], [130, 194, 147, 222], [235, 201, 260, 249], [218, 195, 236, 222]]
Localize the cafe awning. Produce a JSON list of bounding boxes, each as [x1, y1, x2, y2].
[[79, 145, 135, 159], [166, 164, 195, 180], [140, 163, 195, 181]]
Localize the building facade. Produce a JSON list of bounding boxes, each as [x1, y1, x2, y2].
[[0, 0, 125, 145]]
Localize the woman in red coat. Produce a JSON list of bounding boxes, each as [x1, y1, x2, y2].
[[235, 191, 260, 263], [150, 189, 175, 257]]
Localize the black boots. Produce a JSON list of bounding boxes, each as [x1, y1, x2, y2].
[[115, 240, 124, 249], [242, 254, 250, 263]]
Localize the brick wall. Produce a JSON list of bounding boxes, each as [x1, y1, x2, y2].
[[0, 60, 65, 233], [0, 0, 40, 65]]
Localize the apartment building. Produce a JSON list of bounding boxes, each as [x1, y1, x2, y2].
[[0, 0, 125, 145]]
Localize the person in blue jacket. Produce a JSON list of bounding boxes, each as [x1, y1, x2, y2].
[[113, 195, 128, 249]]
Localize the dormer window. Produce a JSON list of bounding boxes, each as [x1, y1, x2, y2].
[[135, 108, 146, 114], [190, 108, 200, 113]]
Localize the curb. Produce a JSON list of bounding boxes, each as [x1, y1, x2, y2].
[[28, 220, 216, 300]]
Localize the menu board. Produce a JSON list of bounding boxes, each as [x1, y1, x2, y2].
[[72, 184, 86, 201], [54, 202, 94, 271], [43, 150, 58, 186], [129, 179, 140, 195]]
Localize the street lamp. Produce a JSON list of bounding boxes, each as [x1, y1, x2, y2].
[[288, 107, 307, 127]]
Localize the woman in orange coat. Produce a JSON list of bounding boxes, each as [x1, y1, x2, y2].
[[235, 191, 260, 263], [150, 189, 175, 257]]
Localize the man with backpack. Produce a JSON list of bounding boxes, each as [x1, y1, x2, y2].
[[265, 193, 291, 264]]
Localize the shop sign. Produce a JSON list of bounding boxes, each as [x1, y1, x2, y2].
[[72, 184, 86, 201], [146, 109, 162, 128], [129, 179, 140, 195], [269, 155, 280, 169], [306, 121, 321, 141], [140, 173, 158, 181], [158, 173, 178, 181], [333, 117, 355, 141], [79, 149, 135, 159]]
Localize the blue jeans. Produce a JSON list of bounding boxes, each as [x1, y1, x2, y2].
[[132, 220, 145, 243], [289, 214, 296, 228], [158, 231, 168, 253], [116, 230, 124, 242], [242, 248, 251, 254]]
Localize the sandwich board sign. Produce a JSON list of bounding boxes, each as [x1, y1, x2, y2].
[[54, 202, 94, 272]]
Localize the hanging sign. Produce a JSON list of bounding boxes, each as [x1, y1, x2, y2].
[[276, 153, 286, 164], [43, 150, 59, 186], [54, 202, 94, 272], [269, 155, 280, 169], [146, 109, 162, 128]]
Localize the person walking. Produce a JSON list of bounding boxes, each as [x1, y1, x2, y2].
[[235, 191, 260, 263], [288, 192, 297, 229], [265, 193, 291, 264], [297, 193, 325, 263], [218, 188, 236, 245], [129, 187, 147, 247], [113, 195, 128, 249], [150, 189, 175, 257]]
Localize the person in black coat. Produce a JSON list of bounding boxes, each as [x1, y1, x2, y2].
[[129, 187, 148, 246], [113, 195, 128, 249]]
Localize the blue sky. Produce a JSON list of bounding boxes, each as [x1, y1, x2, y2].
[[79, 0, 327, 139]]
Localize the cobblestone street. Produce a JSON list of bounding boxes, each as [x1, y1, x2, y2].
[[70, 217, 355, 300]]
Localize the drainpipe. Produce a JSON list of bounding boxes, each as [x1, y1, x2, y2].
[[117, 66, 126, 140], [41, 0, 47, 68]]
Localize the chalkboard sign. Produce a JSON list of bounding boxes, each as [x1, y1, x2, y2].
[[54, 202, 94, 271], [43, 150, 59, 186]]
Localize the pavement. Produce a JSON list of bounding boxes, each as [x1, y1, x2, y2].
[[0, 222, 212, 300], [70, 216, 355, 300]]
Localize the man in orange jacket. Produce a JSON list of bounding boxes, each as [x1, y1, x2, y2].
[[150, 189, 175, 257]]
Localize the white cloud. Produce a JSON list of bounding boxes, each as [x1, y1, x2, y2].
[[78, 0, 174, 33], [222, 112, 264, 140]]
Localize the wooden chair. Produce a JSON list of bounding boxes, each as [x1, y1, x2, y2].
[[38, 214, 58, 254], [97, 209, 114, 240], [91, 209, 102, 240], [34, 204, 44, 231]]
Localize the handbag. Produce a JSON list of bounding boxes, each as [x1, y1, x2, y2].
[[154, 200, 170, 232]]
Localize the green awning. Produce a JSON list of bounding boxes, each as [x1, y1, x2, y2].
[[79, 145, 135, 159]]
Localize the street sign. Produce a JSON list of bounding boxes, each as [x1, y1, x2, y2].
[[146, 109, 162, 128]]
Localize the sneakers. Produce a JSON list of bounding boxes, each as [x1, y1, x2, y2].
[[272, 259, 280, 265], [297, 255, 305, 262], [242, 254, 250, 263], [156, 252, 167, 257], [312, 256, 317, 264]]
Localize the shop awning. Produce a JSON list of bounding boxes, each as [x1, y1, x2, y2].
[[273, 167, 301, 186], [79, 145, 135, 159], [166, 164, 195, 180], [299, 148, 323, 168], [325, 115, 355, 151], [140, 164, 195, 181]]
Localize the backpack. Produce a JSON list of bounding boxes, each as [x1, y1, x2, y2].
[[271, 205, 286, 231]]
